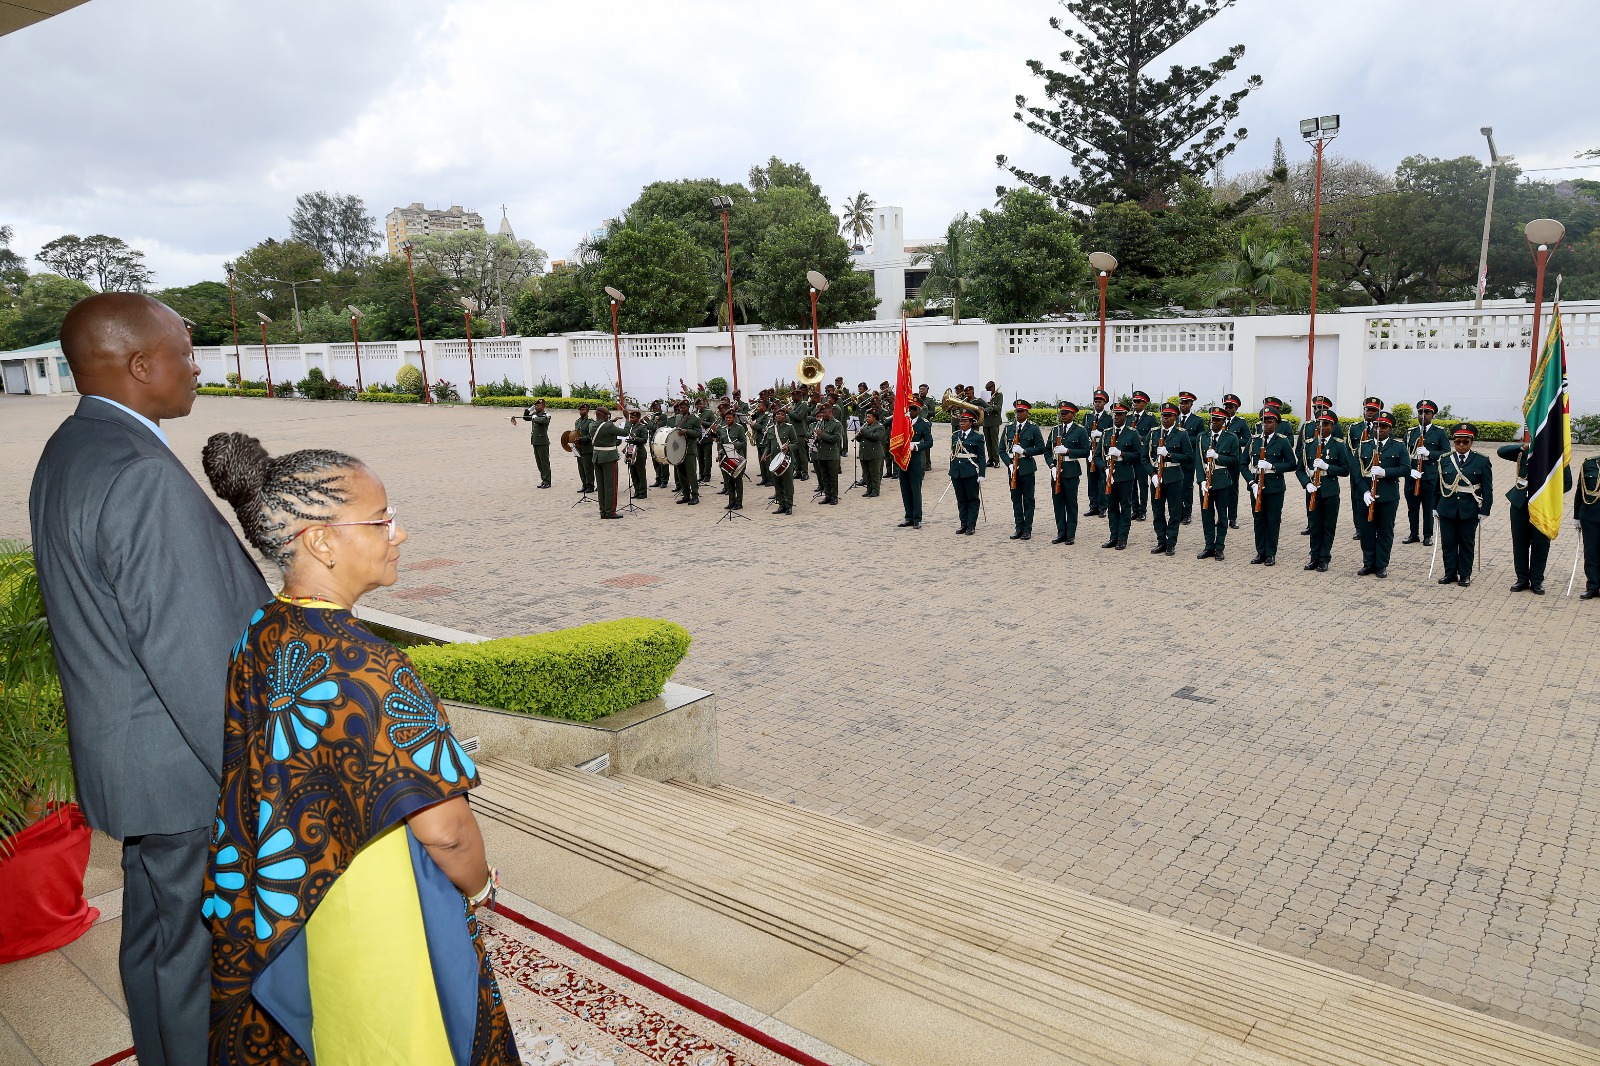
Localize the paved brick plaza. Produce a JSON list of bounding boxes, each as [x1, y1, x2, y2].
[[6, 394, 1598, 1046]]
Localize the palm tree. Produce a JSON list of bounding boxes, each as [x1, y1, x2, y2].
[[1201, 235, 1309, 314], [841, 192, 876, 249], [911, 213, 977, 322]]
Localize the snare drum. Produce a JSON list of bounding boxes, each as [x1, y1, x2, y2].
[[720, 454, 747, 479], [768, 452, 792, 477], [621, 441, 638, 464]]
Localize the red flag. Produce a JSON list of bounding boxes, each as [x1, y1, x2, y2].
[[888, 316, 913, 471]]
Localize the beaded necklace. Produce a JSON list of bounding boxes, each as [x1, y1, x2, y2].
[[276, 592, 347, 611]]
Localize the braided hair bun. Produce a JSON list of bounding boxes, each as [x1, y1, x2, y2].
[[202, 431, 269, 510], [203, 432, 360, 566]]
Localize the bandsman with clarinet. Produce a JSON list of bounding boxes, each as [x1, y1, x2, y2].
[[949, 409, 987, 535], [1404, 399, 1450, 546], [1048, 401, 1091, 545], [517, 397, 553, 489], [591, 405, 623, 519], [1434, 423, 1493, 587], [1197, 405, 1240, 560], [716, 407, 749, 511], [1083, 389, 1114, 517], [856, 409, 886, 497], [1355, 410, 1409, 577], [1177, 391, 1204, 524], [1144, 401, 1195, 556], [1297, 408, 1352, 572], [1098, 401, 1144, 551], [1001, 399, 1047, 540], [1576, 452, 1600, 600]]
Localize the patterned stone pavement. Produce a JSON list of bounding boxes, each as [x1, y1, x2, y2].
[[6, 394, 1599, 1047]]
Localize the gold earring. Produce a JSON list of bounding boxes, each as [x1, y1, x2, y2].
[[326, 558, 336, 569]]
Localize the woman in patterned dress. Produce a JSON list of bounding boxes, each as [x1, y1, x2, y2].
[[200, 432, 518, 1065]]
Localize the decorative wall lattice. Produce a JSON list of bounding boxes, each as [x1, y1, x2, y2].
[[1002, 320, 1234, 356]]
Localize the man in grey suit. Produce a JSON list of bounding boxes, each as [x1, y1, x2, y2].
[[29, 294, 270, 1066]]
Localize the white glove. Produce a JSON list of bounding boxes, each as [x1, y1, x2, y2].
[[1313, 458, 1329, 472], [1250, 482, 1261, 498], [977, 476, 985, 483], [1090, 429, 1102, 440], [1108, 446, 1122, 458], [1157, 446, 1169, 458], [1409, 469, 1421, 480], [1011, 444, 1024, 457], [1306, 483, 1317, 494], [1053, 445, 1067, 456], [1257, 459, 1272, 472], [1206, 448, 1219, 460], [1363, 491, 1374, 507], [909, 441, 918, 451], [1150, 474, 1159, 488], [1417, 447, 1430, 459], [1371, 466, 1386, 478], [1478, 512, 1486, 523]]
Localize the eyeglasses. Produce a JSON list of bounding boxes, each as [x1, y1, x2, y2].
[[286, 507, 397, 544]]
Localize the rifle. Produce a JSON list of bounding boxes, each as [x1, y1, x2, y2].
[[1105, 425, 1119, 493], [1009, 421, 1022, 490], [1367, 441, 1380, 522], [1411, 425, 1425, 497], [1253, 434, 1265, 514], [1202, 432, 1216, 509], [1310, 433, 1325, 512], [1154, 425, 1167, 500]]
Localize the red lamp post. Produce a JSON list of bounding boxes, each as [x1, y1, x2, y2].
[[399, 239, 432, 404], [1087, 252, 1117, 391], [806, 270, 829, 375], [604, 286, 626, 408], [710, 195, 739, 394], [225, 266, 244, 395], [346, 305, 365, 394], [255, 312, 274, 396], [458, 297, 479, 399], [1524, 218, 1565, 382], [1299, 114, 1340, 418]]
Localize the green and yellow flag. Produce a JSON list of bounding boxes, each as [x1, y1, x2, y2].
[[1522, 305, 1571, 540]]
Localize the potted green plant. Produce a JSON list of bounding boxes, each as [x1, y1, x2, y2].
[[0, 541, 97, 963]]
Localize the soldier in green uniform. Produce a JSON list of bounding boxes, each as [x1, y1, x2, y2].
[[1434, 423, 1494, 587], [1497, 441, 1574, 594], [1577, 453, 1600, 599], [949, 410, 987, 534], [1347, 397, 1382, 541], [1196, 406, 1240, 560], [519, 397, 553, 488], [982, 381, 1005, 470], [1296, 409, 1352, 572], [695, 397, 716, 484], [762, 408, 799, 515], [1097, 401, 1143, 550], [1295, 394, 1332, 535], [674, 399, 702, 505], [790, 388, 812, 481], [625, 407, 650, 499], [1083, 389, 1114, 517], [1220, 394, 1249, 530], [751, 401, 773, 488], [1128, 390, 1157, 521], [1177, 391, 1204, 524], [1245, 408, 1297, 566], [1143, 401, 1195, 556], [1403, 399, 1451, 546], [716, 408, 749, 511], [1047, 401, 1091, 544], [897, 401, 934, 528], [856, 409, 886, 496], [1354, 410, 1410, 577], [591, 406, 623, 519], [814, 405, 844, 504], [647, 400, 670, 488], [999, 400, 1047, 540], [732, 389, 748, 415], [573, 402, 596, 493]]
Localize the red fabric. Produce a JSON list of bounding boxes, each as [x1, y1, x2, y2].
[[0, 803, 99, 963], [887, 318, 913, 471]]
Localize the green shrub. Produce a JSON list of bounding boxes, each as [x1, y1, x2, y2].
[[531, 376, 562, 398], [0, 542, 73, 849], [570, 381, 613, 400], [357, 391, 424, 404], [1434, 419, 1519, 442], [294, 367, 353, 400], [395, 363, 425, 397], [1572, 414, 1600, 446], [198, 387, 270, 397], [430, 379, 461, 402], [706, 376, 728, 398], [1390, 403, 1415, 435], [409, 618, 690, 723], [475, 377, 528, 398], [272, 381, 295, 397], [473, 395, 608, 409], [225, 371, 240, 386]]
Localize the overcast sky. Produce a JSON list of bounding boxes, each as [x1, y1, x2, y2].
[[2, 0, 1594, 289]]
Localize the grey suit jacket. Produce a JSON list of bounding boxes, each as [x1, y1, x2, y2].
[[29, 397, 271, 839]]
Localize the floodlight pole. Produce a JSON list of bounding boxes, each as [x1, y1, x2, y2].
[[1096, 270, 1110, 391], [349, 313, 364, 393], [226, 267, 243, 395], [401, 241, 433, 403], [462, 309, 478, 398], [1475, 127, 1499, 310], [719, 204, 739, 394], [1305, 133, 1328, 420], [610, 299, 625, 408]]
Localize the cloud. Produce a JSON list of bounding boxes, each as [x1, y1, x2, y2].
[[2, 0, 1593, 288]]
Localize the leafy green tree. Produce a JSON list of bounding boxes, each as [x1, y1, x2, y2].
[[412, 231, 548, 317], [34, 234, 153, 292], [593, 221, 714, 333], [748, 213, 878, 328], [1074, 178, 1239, 312], [227, 239, 328, 322], [349, 254, 462, 341], [966, 189, 1086, 322], [911, 213, 977, 321], [747, 157, 827, 209], [999, 0, 1261, 209], [3, 274, 94, 348], [155, 281, 238, 346], [841, 192, 876, 248], [289, 191, 380, 271], [1200, 235, 1308, 313], [512, 267, 599, 335], [0, 225, 26, 297]]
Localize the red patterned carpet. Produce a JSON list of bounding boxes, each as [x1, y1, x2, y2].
[[96, 902, 828, 1066]]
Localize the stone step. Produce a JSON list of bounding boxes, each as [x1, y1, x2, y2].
[[475, 762, 1599, 1066]]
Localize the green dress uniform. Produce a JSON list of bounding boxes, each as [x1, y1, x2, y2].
[[625, 418, 650, 498], [791, 400, 812, 480], [814, 415, 844, 503], [573, 412, 596, 492], [751, 409, 773, 486], [522, 406, 552, 487], [1245, 426, 1297, 563], [1435, 448, 1493, 584], [1082, 407, 1114, 516], [1497, 444, 1574, 591], [1354, 434, 1411, 574], [1129, 407, 1158, 519], [1047, 421, 1091, 542], [1141, 423, 1194, 553], [676, 412, 702, 502], [591, 417, 623, 517], [1223, 413, 1251, 528], [898, 414, 934, 526], [1196, 428, 1240, 557], [949, 425, 987, 532], [695, 405, 715, 484], [983, 390, 1004, 469], [1575, 456, 1600, 598], [1404, 420, 1451, 542], [1000, 417, 1048, 538], [1346, 419, 1377, 539], [1096, 421, 1144, 548], [762, 421, 799, 512], [1179, 409, 1206, 522], [716, 420, 749, 510], [648, 410, 671, 487], [1295, 430, 1353, 570], [856, 421, 886, 496]]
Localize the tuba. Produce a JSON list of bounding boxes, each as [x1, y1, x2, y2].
[[796, 354, 826, 387], [940, 388, 986, 421]]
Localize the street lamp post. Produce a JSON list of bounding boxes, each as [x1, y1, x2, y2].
[[399, 240, 433, 404], [710, 195, 739, 395], [458, 297, 479, 399], [604, 286, 626, 408], [346, 306, 365, 394], [255, 312, 274, 396], [225, 266, 243, 395], [806, 270, 829, 377], [261, 275, 321, 336], [1475, 127, 1501, 309], [1524, 219, 1565, 384], [1300, 114, 1340, 418], [1087, 252, 1118, 391]]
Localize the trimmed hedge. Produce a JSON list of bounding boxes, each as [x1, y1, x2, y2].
[[472, 396, 614, 410], [198, 387, 270, 398], [357, 391, 424, 404], [409, 618, 690, 723]]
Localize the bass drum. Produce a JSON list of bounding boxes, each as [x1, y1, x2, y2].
[[719, 454, 747, 479], [650, 426, 675, 464], [664, 429, 688, 465]]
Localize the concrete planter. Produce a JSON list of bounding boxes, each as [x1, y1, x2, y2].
[[442, 682, 718, 786]]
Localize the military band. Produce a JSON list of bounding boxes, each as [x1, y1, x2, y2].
[[716, 408, 748, 511]]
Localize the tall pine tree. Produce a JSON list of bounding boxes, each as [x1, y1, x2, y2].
[[998, 0, 1261, 211]]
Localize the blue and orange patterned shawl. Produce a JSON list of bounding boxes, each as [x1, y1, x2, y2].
[[203, 599, 517, 1065]]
